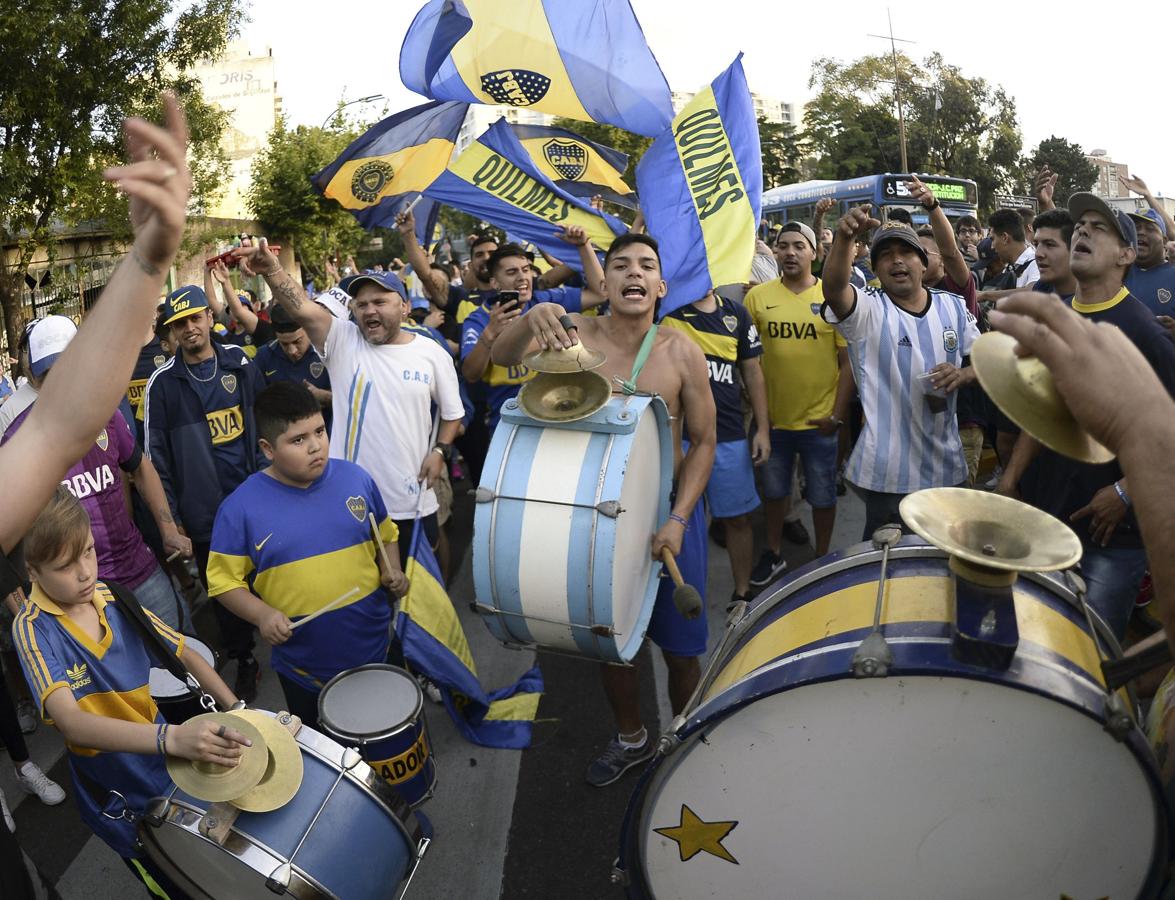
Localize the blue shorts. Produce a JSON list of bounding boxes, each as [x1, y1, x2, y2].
[[704, 439, 761, 519], [646, 502, 709, 658], [761, 428, 839, 509]]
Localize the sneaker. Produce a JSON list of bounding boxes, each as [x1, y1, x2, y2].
[[585, 735, 655, 787], [981, 466, 1003, 491], [234, 656, 261, 705], [0, 787, 12, 832], [16, 699, 37, 735], [16, 761, 66, 806], [416, 674, 443, 705], [782, 519, 810, 545], [749, 551, 787, 588]]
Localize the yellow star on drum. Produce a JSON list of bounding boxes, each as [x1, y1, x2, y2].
[[653, 804, 739, 864]]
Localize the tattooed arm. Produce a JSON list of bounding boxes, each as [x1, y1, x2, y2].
[[234, 238, 334, 351]]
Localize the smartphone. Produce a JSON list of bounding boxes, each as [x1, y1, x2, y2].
[[490, 290, 520, 308]]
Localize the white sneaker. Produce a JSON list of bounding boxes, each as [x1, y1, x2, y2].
[[0, 787, 13, 832], [16, 761, 66, 806]]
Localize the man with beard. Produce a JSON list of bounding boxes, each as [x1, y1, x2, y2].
[[144, 285, 265, 698], [822, 209, 980, 538], [993, 193, 1175, 639], [1124, 201, 1175, 336], [492, 233, 716, 787], [236, 241, 464, 564]]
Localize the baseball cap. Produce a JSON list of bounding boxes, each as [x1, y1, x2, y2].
[[778, 221, 817, 252], [1127, 207, 1168, 239], [411, 297, 431, 312], [161, 286, 211, 326], [339, 271, 408, 300], [1067, 193, 1137, 249], [28, 315, 78, 378], [976, 236, 996, 264], [870, 225, 929, 268]]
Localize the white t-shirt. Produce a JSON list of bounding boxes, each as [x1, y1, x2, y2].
[[1013, 245, 1040, 288], [322, 318, 464, 518], [823, 284, 980, 494], [0, 381, 38, 437]]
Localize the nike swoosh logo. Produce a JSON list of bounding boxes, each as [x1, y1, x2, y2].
[[264, 370, 277, 376], [173, 289, 192, 304], [765, 304, 780, 310], [255, 533, 273, 552]]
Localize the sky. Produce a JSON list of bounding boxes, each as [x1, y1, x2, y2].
[[238, 0, 1175, 198]]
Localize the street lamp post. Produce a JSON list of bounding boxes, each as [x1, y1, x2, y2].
[[320, 94, 385, 129]]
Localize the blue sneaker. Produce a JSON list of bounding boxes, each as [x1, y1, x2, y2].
[[585, 736, 654, 787]]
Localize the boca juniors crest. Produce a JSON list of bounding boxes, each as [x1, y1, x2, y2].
[[542, 139, 588, 181], [221, 373, 238, 394], [310, 361, 325, 379], [346, 495, 368, 523], [481, 69, 551, 107], [95, 429, 109, 452], [722, 315, 738, 334], [351, 160, 395, 204]]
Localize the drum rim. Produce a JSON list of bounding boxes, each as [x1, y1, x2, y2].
[[316, 664, 425, 742]]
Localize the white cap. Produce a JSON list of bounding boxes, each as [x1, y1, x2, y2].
[[28, 315, 78, 378]]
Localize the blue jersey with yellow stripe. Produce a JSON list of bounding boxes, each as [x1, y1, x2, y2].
[[206, 460, 398, 692], [12, 583, 182, 857]]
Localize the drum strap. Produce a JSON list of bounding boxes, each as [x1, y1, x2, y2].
[[614, 324, 658, 395]]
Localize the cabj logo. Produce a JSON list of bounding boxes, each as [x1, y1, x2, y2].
[[221, 374, 238, 394], [310, 361, 325, 379], [95, 428, 109, 452], [346, 495, 368, 523], [542, 139, 588, 180], [721, 314, 738, 334], [351, 161, 394, 204], [480, 69, 550, 107], [67, 663, 91, 690]]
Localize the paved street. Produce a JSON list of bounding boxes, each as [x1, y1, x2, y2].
[[4, 486, 866, 899]]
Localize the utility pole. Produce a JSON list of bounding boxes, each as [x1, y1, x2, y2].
[[868, 9, 915, 173]]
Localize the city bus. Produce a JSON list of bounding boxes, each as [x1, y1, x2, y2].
[[761, 174, 980, 231]]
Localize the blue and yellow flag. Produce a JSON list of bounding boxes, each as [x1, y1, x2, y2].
[[635, 56, 763, 317], [312, 100, 468, 242], [397, 517, 542, 749], [511, 123, 636, 209], [423, 119, 627, 271], [400, 0, 672, 138]]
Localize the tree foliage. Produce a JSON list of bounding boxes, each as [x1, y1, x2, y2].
[[758, 117, 807, 189], [1024, 136, 1098, 204], [0, 0, 243, 352]]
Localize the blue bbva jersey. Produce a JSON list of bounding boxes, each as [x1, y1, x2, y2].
[[206, 460, 397, 692], [13, 583, 183, 857], [254, 340, 333, 433]]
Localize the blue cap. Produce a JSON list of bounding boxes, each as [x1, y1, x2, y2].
[[1068, 192, 1137, 249], [976, 236, 997, 263], [411, 297, 431, 312], [339, 271, 407, 300], [1128, 207, 1168, 239], [161, 286, 210, 325]]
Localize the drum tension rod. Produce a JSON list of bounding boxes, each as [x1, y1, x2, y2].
[[470, 601, 618, 637], [1064, 570, 1134, 741], [473, 487, 624, 518], [851, 526, 902, 678]]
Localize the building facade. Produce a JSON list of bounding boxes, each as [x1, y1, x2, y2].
[[1086, 150, 1131, 199]]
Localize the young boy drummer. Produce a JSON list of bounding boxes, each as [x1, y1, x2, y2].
[[206, 382, 408, 729], [12, 487, 248, 896]]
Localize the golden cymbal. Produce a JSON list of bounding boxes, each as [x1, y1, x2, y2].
[[899, 487, 1082, 573], [166, 712, 268, 803], [518, 370, 612, 423], [523, 342, 607, 374], [227, 710, 303, 812], [971, 331, 1114, 464]]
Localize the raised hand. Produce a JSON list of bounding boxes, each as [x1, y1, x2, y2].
[[1119, 172, 1151, 198], [395, 208, 416, 237], [1034, 166, 1058, 208], [557, 224, 590, 247], [905, 175, 936, 210], [836, 205, 880, 240], [234, 237, 282, 278]]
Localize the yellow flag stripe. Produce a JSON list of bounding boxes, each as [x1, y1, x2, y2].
[[403, 557, 478, 676], [485, 692, 542, 722], [672, 87, 756, 287], [324, 138, 456, 211], [450, 0, 591, 121], [449, 142, 617, 251], [518, 136, 632, 195]]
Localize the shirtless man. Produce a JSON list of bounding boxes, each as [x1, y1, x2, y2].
[[492, 233, 717, 786]]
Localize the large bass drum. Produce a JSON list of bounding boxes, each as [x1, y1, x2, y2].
[[617, 538, 1170, 899], [472, 394, 671, 663]]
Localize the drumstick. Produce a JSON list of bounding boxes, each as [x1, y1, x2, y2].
[[659, 548, 703, 620], [290, 587, 360, 630], [166, 549, 185, 563], [368, 512, 394, 575]]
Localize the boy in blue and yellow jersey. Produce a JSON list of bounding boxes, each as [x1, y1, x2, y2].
[[12, 487, 246, 897], [206, 383, 406, 729]]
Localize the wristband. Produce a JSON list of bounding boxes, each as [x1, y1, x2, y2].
[[669, 513, 689, 529], [1114, 481, 1131, 508]]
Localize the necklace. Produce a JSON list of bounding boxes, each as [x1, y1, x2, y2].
[[183, 353, 218, 383]]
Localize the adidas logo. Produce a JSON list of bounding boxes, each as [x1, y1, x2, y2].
[[67, 663, 91, 689], [897, 336, 913, 348]]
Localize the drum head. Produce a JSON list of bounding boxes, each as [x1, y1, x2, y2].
[[637, 676, 1161, 898], [149, 638, 215, 699], [319, 666, 422, 740]]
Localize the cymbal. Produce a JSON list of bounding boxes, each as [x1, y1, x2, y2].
[[227, 710, 303, 812], [518, 370, 612, 423], [971, 331, 1114, 464], [166, 712, 268, 803], [523, 342, 606, 374], [899, 487, 1082, 573]]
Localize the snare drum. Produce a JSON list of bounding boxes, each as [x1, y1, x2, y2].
[[617, 538, 1170, 899], [473, 394, 672, 663], [149, 638, 217, 724], [318, 665, 436, 808], [140, 711, 428, 900]]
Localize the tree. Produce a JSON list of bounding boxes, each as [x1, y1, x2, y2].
[[1024, 136, 1098, 205], [758, 117, 807, 189], [0, 0, 243, 355]]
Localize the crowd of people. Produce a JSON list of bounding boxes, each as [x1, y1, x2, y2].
[[2, 95, 1175, 899]]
